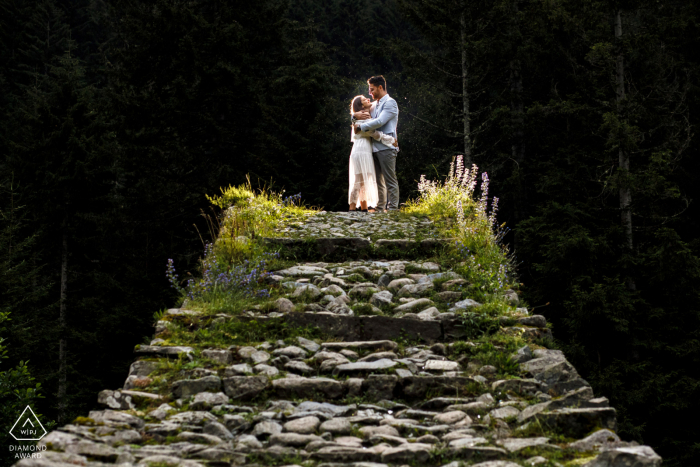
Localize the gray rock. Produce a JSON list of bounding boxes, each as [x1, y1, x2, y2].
[[223, 414, 249, 432], [370, 291, 394, 307], [387, 278, 414, 292], [167, 410, 217, 426], [496, 437, 552, 452], [322, 284, 346, 297], [293, 284, 323, 299], [269, 432, 323, 447], [297, 336, 321, 353], [533, 407, 617, 438], [424, 360, 460, 372], [504, 289, 519, 305], [134, 345, 194, 359], [393, 298, 434, 313], [517, 315, 547, 328], [364, 375, 398, 400], [414, 262, 440, 272], [420, 397, 473, 410], [434, 411, 469, 425], [97, 390, 134, 410], [236, 434, 263, 450], [360, 425, 401, 438], [202, 349, 234, 364], [222, 376, 269, 400], [327, 297, 354, 315], [512, 345, 533, 364], [585, 445, 662, 467], [254, 364, 280, 376], [359, 351, 398, 362], [123, 374, 148, 389], [190, 391, 229, 410], [276, 265, 329, 276], [381, 443, 433, 463], [320, 418, 352, 435], [177, 431, 223, 444], [322, 340, 398, 352], [203, 420, 233, 440], [311, 445, 380, 462], [63, 441, 120, 462], [273, 345, 308, 359], [349, 283, 380, 299], [568, 429, 621, 452], [273, 377, 345, 399], [417, 434, 440, 444], [333, 359, 397, 376], [520, 349, 587, 393], [253, 420, 283, 438], [274, 297, 295, 313], [284, 415, 321, 434], [417, 307, 441, 320], [447, 402, 490, 416], [238, 346, 271, 364], [129, 360, 159, 377], [172, 375, 222, 398], [492, 378, 544, 396], [296, 401, 356, 416], [449, 298, 482, 311], [148, 404, 175, 420], [489, 406, 520, 419], [285, 360, 315, 375], [377, 273, 393, 287], [225, 363, 253, 376], [397, 282, 434, 297]]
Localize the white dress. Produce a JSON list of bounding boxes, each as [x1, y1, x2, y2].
[[348, 129, 379, 208]]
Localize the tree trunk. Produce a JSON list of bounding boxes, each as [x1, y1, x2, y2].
[[460, 9, 472, 166], [615, 9, 635, 290], [509, 0, 526, 251], [57, 227, 68, 423], [510, 60, 524, 164]]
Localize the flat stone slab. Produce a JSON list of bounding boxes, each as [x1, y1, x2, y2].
[[272, 377, 345, 399], [496, 437, 553, 452], [134, 345, 193, 358], [424, 360, 460, 371], [322, 341, 399, 352], [333, 359, 397, 376], [533, 407, 617, 438]]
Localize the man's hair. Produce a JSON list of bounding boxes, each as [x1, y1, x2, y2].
[[351, 95, 364, 114], [367, 75, 387, 91]]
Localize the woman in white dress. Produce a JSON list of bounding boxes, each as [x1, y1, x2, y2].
[[348, 95, 398, 212]]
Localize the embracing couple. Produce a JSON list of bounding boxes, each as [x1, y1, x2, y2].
[[348, 75, 399, 213]]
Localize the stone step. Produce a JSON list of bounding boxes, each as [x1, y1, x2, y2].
[[245, 312, 468, 344], [263, 237, 455, 260]]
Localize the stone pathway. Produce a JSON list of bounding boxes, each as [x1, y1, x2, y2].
[[278, 211, 444, 241], [20, 213, 663, 467]]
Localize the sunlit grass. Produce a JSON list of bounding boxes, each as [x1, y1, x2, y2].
[[405, 156, 516, 298]]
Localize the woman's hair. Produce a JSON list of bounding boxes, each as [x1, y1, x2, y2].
[[350, 95, 364, 115]]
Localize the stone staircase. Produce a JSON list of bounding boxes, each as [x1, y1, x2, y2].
[[20, 212, 662, 467]]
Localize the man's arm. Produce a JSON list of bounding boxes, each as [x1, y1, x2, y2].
[[359, 99, 398, 132]]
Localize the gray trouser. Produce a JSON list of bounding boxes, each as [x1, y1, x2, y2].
[[373, 148, 399, 210]]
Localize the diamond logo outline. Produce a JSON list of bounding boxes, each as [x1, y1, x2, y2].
[[9, 405, 47, 441]]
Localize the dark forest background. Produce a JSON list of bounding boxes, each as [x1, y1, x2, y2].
[[1, 0, 699, 464]]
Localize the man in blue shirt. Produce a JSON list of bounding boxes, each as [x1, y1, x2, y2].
[[353, 76, 399, 212]]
